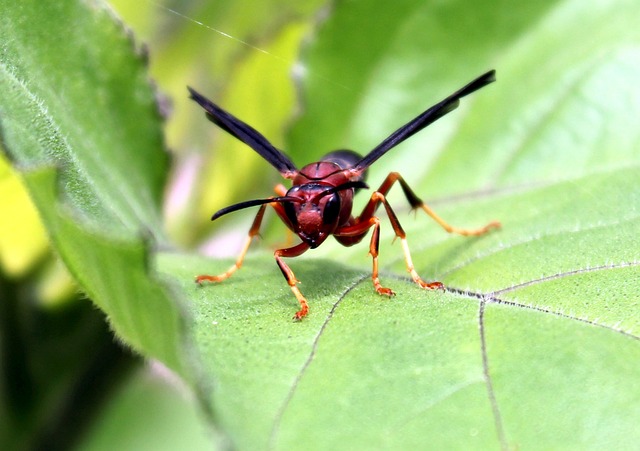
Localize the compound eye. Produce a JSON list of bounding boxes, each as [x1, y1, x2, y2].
[[322, 193, 341, 225], [283, 201, 298, 227]]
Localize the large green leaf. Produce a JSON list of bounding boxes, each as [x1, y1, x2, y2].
[[176, 0, 639, 447], [0, 0, 194, 381], [2, 0, 639, 450]]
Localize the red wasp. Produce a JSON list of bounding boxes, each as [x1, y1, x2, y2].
[[190, 70, 500, 320]]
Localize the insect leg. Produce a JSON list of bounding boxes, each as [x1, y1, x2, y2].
[[368, 216, 396, 296], [195, 204, 267, 284], [274, 242, 311, 320], [369, 192, 444, 290], [334, 217, 393, 295], [371, 172, 500, 236], [336, 191, 443, 294]]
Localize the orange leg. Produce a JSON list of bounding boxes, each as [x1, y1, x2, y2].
[[340, 173, 499, 291], [196, 183, 289, 284], [274, 242, 311, 320], [196, 195, 312, 320], [336, 216, 396, 296], [195, 204, 267, 284], [369, 217, 396, 296], [369, 191, 444, 290], [274, 183, 288, 196], [362, 172, 500, 236], [336, 191, 444, 295]]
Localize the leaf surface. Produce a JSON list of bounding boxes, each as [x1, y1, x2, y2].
[[0, 0, 192, 379]]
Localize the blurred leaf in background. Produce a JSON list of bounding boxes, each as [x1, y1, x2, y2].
[[109, 0, 326, 245]]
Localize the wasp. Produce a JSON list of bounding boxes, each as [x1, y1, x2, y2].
[[190, 70, 499, 320]]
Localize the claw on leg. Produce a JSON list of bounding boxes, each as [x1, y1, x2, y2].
[[196, 205, 267, 286], [415, 279, 445, 291], [289, 278, 310, 321], [399, 237, 444, 291], [373, 278, 396, 297], [195, 236, 253, 284], [275, 242, 311, 320], [195, 273, 226, 284], [368, 217, 396, 297]]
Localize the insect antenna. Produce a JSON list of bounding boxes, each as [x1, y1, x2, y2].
[[311, 180, 369, 202], [211, 196, 302, 221]]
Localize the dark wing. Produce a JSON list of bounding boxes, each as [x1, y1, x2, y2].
[[352, 70, 496, 173], [188, 87, 298, 178]]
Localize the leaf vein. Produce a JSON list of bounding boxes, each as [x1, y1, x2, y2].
[[267, 273, 369, 449]]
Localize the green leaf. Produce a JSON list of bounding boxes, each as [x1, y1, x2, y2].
[[79, 366, 216, 451], [0, 0, 195, 381], [2, 0, 640, 450], [178, 0, 640, 448]]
